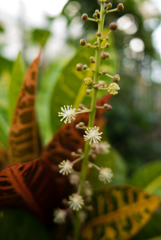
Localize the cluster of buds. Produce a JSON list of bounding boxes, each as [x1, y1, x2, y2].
[[54, 0, 124, 225]]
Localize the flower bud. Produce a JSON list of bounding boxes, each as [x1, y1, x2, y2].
[[109, 22, 117, 31], [102, 70, 107, 75], [83, 64, 88, 70], [90, 56, 96, 63], [117, 3, 124, 12], [93, 13, 97, 18], [101, 52, 110, 60], [113, 74, 120, 82], [104, 0, 110, 3], [79, 122, 85, 127], [93, 84, 99, 90], [84, 77, 93, 86], [105, 43, 110, 48], [94, 41, 98, 45], [76, 63, 83, 71], [86, 43, 91, 48], [107, 3, 112, 9], [81, 13, 88, 21], [79, 104, 84, 109], [95, 9, 99, 14], [96, 31, 102, 37], [86, 89, 91, 95], [80, 38, 86, 46], [103, 104, 112, 110], [98, 81, 106, 88], [105, 36, 109, 41]]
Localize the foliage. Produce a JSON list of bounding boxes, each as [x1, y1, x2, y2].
[[0, 0, 161, 239]]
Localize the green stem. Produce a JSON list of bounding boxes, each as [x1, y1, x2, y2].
[[74, 2, 105, 240]]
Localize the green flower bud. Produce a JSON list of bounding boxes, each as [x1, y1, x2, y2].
[[109, 22, 117, 31], [102, 70, 107, 75], [76, 63, 83, 71], [83, 64, 88, 70], [80, 38, 86, 46], [96, 31, 102, 37], [105, 43, 110, 48], [107, 3, 112, 9], [105, 36, 109, 41], [93, 13, 97, 18], [94, 41, 98, 45], [81, 13, 88, 21], [84, 77, 93, 86], [90, 56, 96, 63]]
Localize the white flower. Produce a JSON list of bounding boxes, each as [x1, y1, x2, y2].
[[91, 142, 110, 154], [68, 193, 84, 211], [58, 105, 76, 124], [53, 208, 67, 224], [84, 126, 103, 144], [59, 160, 73, 175], [99, 167, 113, 183]]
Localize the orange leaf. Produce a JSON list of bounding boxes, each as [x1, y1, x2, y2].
[[0, 158, 70, 223], [0, 145, 8, 171], [8, 52, 41, 164], [41, 94, 112, 171]]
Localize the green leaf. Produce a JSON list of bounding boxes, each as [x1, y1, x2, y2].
[[37, 59, 69, 145], [31, 28, 51, 47], [129, 161, 161, 197], [132, 213, 161, 240], [9, 52, 26, 123], [88, 146, 127, 189], [0, 208, 53, 240], [0, 71, 10, 147], [82, 185, 160, 240], [50, 30, 117, 134]]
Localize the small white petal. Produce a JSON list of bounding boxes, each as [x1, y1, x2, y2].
[[59, 160, 73, 175], [53, 209, 67, 224], [58, 105, 76, 124], [99, 167, 113, 184], [68, 193, 84, 211], [83, 126, 102, 145]]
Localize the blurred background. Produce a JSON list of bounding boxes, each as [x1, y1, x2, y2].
[[0, 0, 161, 174]]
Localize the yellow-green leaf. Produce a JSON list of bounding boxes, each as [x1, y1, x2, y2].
[[9, 52, 26, 123], [8, 52, 41, 164], [82, 185, 160, 240]]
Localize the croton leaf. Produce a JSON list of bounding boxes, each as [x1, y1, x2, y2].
[[0, 158, 70, 224], [8, 52, 41, 164], [81, 185, 160, 240], [41, 94, 112, 171], [0, 145, 8, 171]]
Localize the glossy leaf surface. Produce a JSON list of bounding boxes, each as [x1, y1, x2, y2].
[[129, 161, 161, 197], [9, 52, 26, 123], [82, 185, 160, 240], [0, 158, 68, 223], [8, 53, 41, 164]]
